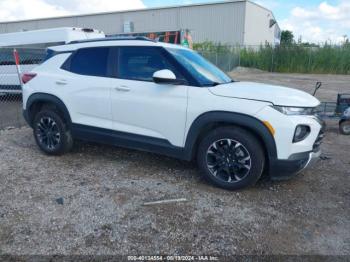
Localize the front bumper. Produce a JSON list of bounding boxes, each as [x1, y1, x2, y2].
[[269, 120, 325, 180], [269, 149, 321, 180], [267, 114, 325, 180], [0, 85, 22, 94]]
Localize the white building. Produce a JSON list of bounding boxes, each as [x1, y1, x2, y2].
[[0, 0, 280, 46]]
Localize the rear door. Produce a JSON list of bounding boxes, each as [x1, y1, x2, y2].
[[110, 46, 189, 147], [59, 47, 114, 130]]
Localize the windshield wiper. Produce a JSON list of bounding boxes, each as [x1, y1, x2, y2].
[[203, 80, 234, 87], [210, 82, 221, 86], [202, 82, 219, 87]]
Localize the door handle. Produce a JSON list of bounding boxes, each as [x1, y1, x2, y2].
[[55, 79, 67, 85], [114, 86, 131, 92]]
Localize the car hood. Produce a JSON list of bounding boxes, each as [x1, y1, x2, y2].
[[209, 82, 320, 107]]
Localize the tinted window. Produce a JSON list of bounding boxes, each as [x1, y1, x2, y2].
[[68, 47, 110, 77], [118, 46, 184, 82]]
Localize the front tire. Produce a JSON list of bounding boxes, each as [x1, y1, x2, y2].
[[33, 110, 73, 155], [197, 127, 265, 190]]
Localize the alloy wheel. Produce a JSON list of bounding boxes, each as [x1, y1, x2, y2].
[[206, 138, 252, 183], [36, 116, 61, 150]]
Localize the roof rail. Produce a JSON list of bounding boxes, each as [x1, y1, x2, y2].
[[67, 36, 156, 45]]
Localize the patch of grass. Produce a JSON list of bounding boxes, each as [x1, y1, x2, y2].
[[194, 42, 350, 74]]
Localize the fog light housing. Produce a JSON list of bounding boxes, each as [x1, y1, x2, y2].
[[293, 125, 310, 143]]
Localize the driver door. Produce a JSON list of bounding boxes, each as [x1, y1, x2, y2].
[[110, 46, 189, 147]]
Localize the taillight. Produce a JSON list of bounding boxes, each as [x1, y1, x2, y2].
[[22, 73, 37, 84]]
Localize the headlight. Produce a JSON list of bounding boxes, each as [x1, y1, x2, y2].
[[272, 106, 315, 115]]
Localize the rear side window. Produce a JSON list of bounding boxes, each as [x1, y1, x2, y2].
[[63, 47, 110, 77]]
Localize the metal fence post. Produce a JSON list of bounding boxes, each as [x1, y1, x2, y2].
[[271, 48, 274, 72], [238, 46, 241, 67], [228, 52, 232, 72], [308, 47, 312, 73]]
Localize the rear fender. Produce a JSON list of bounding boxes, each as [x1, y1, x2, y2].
[[25, 93, 71, 127]]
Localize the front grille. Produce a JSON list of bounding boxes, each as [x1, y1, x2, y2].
[[313, 123, 325, 152]]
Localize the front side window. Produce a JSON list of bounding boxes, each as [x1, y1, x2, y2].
[[118, 46, 184, 82], [67, 47, 110, 77], [167, 48, 232, 86]]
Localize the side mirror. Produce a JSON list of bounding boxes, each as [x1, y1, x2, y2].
[[153, 69, 185, 85]]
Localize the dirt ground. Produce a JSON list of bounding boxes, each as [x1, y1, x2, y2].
[[229, 67, 350, 101], [0, 70, 349, 257], [0, 95, 25, 130]]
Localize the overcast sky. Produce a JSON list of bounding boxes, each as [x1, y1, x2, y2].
[[0, 0, 349, 44]]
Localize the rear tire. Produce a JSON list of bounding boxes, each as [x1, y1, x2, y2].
[[340, 121, 350, 135], [33, 110, 73, 155], [197, 127, 265, 190]]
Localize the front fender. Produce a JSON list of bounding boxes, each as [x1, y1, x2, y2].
[[183, 111, 277, 164]]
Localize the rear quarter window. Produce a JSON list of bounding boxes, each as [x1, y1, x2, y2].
[[62, 47, 110, 77]]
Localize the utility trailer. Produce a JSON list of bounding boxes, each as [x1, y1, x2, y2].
[[316, 93, 350, 135]]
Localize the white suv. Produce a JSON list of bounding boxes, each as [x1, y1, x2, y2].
[[22, 37, 324, 190]]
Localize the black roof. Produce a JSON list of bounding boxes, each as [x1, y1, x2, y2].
[[67, 36, 156, 45]]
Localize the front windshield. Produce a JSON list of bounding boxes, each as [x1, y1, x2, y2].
[[167, 48, 232, 86]]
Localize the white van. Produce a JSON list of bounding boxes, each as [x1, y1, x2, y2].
[[0, 27, 105, 94]]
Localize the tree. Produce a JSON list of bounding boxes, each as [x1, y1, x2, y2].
[[281, 30, 294, 45]]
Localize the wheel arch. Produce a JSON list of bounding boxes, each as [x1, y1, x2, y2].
[[25, 93, 72, 128], [339, 118, 350, 124], [339, 118, 350, 135], [183, 111, 277, 167]]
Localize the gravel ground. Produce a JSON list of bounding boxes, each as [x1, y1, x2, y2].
[[229, 68, 350, 101], [0, 71, 349, 257], [0, 95, 25, 130]]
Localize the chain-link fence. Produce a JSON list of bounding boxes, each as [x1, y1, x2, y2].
[[0, 48, 45, 129], [198, 47, 241, 72]]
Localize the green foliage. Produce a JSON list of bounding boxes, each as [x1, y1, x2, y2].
[[281, 30, 294, 45], [193, 41, 350, 75], [240, 43, 350, 74], [193, 41, 232, 53], [193, 41, 241, 72]]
